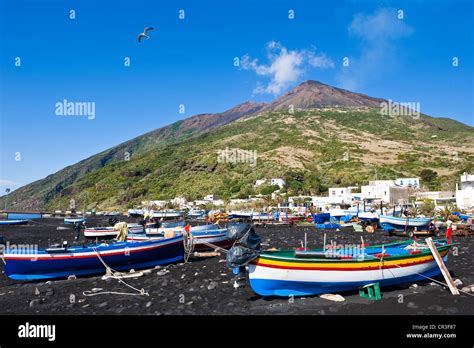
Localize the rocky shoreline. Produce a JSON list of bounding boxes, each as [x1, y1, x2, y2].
[[0, 218, 473, 315]]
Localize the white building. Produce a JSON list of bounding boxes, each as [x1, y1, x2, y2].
[[361, 180, 408, 205], [254, 178, 286, 189], [204, 194, 219, 201], [270, 178, 286, 189], [456, 173, 474, 210], [328, 186, 361, 204], [395, 177, 420, 188], [414, 191, 455, 211], [171, 196, 188, 209]]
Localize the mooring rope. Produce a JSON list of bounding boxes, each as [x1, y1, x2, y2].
[[83, 247, 149, 297], [370, 253, 474, 297], [183, 230, 194, 263]]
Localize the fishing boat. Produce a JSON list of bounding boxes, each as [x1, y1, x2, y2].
[[3, 236, 184, 280], [245, 239, 451, 296], [251, 212, 275, 221], [151, 210, 185, 219], [128, 224, 235, 251], [127, 209, 144, 217], [357, 211, 379, 223], [64, 217, 86, 224], [0, 219, 29, 225], [145, 220, 185, 235], [187, 209, 207, 219], [84, 224, 145, 238], [379, 215, 432, 232], [313, 212, 331, 224]]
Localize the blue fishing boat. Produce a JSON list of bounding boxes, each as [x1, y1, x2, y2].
[[64, 217, 87, 224], [3, 236, 184, 280], [313, 212, 331, 224], [0, 219, 29, 225], [379, 214, 432, 232], [129, 224, 235, 251]]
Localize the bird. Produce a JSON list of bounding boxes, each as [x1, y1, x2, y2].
[[138, 27, 154, 43]]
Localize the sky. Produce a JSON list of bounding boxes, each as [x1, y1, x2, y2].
[[1, 0, 473, 194]]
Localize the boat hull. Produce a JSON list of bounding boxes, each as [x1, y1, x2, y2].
[[380, 215, 431, 232], [4, 237, 184, 280], [0, 219, 29, 225], [248, 242, 449, 297], [84, 225, 144, 238], [64, 218, 86, 224]]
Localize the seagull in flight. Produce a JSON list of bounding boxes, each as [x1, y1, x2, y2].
[[138, 27, 154, 43]]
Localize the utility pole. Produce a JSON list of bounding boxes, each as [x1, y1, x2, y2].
[[4, 188, 10, 210]]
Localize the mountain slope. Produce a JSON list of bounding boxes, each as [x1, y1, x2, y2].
[[2, 81, 473, 210], [262, 80, 386, 111], [1, 101, 265, 210]]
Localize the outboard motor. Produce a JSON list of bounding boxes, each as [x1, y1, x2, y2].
[[226, 223, 261, 268], [226, 223, 262, 290]]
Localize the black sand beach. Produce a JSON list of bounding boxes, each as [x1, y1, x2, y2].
[[0, 218, 473, 315]]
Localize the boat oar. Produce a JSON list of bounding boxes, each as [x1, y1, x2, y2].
[[426, 238, 459, 295]]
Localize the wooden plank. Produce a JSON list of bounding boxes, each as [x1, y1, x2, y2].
[[426, 238, 459, 295]]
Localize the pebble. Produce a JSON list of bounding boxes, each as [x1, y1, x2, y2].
[[428, 305, 443, 312], [207, 281, 218, 290], [146, 301, 153, 308], [82, 304, 90, 308], [157, 270, 170, 276], [407, 302, 418, 309], [409, 284, 419, 289], [34, 288, 40, 296], [181, 274, 186, 279], [97, 302, 108, 308], [29, 299, 42, 308], [454, 279, 463, 287], [446, 307, 459, 314], [67, 275, 77, 280]]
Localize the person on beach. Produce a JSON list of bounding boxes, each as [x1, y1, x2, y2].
[[446, 220, 453, 245], [74, 221, 86, 240]]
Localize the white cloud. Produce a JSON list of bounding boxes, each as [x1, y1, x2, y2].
[[241, 41, 334, 95], [337, 8, 413, 90]]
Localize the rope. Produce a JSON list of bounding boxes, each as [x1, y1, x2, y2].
[[183, 230, 194, 263], [370, 253, 474, 297], [83, 246, 149, 297]]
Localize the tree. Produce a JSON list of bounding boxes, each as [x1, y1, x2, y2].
[[420, 169, 439, 190]]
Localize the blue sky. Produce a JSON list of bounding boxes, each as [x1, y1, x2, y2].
[[1, 0, 473, 193]]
